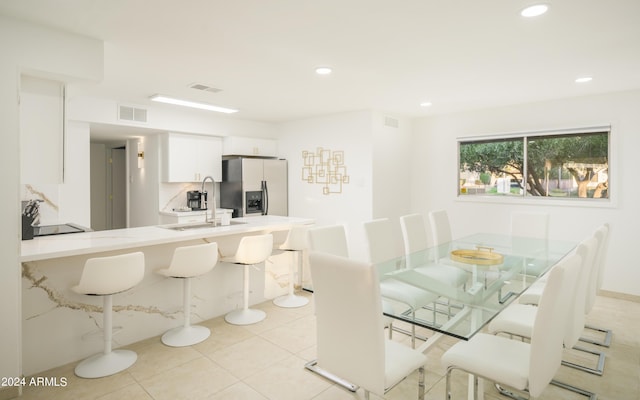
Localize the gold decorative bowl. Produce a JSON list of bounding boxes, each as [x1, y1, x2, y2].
[[450, 247, 504, 265]]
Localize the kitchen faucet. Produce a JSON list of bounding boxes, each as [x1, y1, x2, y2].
[[201, 176, 217, 226]]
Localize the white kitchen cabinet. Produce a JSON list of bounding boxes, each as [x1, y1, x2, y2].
[[20, 75, 64, 184], [161, 133, 222, 182], [222, 136, 277, 157]]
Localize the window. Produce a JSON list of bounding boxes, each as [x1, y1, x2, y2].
[[458, 127, 609, 200]]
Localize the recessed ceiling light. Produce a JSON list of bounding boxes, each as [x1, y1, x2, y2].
[[521, 4, 549, 17], [575, 76, 593, 83], [420, 102, 432, 107], [315, 66, 332, 75], [149, 94, 238, 113]]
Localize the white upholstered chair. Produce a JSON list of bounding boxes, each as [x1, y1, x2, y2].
[[72, 252, 145, 378], [400, 213, 468, 287], [309, 251, 427, 400], [273, 225, 310, 308], [307, 224, 349, 257], [364, 218, 440, 347], [442, 254, 572, 400], [582, 224, 612, 347], [487, 238, 598, 398], [222, 234, 273, 325], [155, 242, 218, 346]]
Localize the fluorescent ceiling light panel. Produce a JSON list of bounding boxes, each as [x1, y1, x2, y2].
[[150, 94, 238, 113], [420, 102, 432, 107], [521, 4, 549, 17]]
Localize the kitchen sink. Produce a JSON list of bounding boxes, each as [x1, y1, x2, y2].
[[161, 220, 246, 231]]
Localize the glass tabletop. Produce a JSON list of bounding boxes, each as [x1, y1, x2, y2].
[[374, 233, 576, 340]]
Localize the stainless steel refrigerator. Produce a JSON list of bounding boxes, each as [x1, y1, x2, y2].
[[220, 157, 288, 217]]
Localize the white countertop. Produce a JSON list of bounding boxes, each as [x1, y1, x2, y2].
[[21, 215, 314, 262]]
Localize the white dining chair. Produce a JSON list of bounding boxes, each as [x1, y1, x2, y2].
[[515, 228, 607, 377], [442, 254, 572, 400], [308, 251, 427, 400], [582, 223, 612, 347], [364, 218, 440, 347], [487, 238, 598, 399], [155, 242, 218, 346], [308, 223, 399, 340], [400, 213, 468, 287], [428, 210, 452, 260]]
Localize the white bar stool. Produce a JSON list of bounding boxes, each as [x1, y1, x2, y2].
[[72, 252, 145, 378], [273, 225, 309, 308], [155, 242, 218, 347], [222, 234, 273, 325]]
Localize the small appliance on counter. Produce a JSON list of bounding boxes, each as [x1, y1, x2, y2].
[[187, 190, 207, 210]]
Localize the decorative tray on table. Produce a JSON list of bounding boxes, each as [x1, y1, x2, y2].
[[450, 246, 504, 265]]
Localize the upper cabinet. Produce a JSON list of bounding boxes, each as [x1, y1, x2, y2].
[[222, 136, 277, 157], [20, 75, 65, 184], [161, 133, 222, 182]]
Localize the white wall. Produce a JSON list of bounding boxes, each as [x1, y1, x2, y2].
[[277, 110, 374, 260], [0, 15, 103, 392], [128, 135, 161, 227], [411, 89, 640, 297]]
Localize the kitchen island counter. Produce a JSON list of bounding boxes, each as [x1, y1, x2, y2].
[[20, 215, 314, 376], [21, 215, 313, 262]]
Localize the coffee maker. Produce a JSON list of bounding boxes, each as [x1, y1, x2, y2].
[[187, 191, 207, 210]]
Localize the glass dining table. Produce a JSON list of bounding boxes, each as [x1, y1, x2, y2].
[[375, 233, 577, 346]]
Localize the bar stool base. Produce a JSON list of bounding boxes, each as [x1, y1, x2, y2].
[[75, 350, 137, 378], [273, 293, 309, 308], [225, 308, 266, 325], [161, 325, 211, 347]]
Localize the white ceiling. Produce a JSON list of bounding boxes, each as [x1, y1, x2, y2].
[[2, 0, 640, 128]]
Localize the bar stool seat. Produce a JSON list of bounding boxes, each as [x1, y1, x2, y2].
[[222, 234, 273, 325], [156, 242, 218, 347], [72, 252, 145, 378], [273, 225, 309, 308]]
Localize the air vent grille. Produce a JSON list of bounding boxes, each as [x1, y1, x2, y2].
[[189, 83, 223, 93], [119, 105, 147, 123], [384, 116, 399, 128]]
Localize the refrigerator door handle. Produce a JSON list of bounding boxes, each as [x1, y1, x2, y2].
[[262, 180, 268, 215]]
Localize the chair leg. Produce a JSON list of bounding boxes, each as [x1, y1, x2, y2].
[[75, 295, 137, 378], [225, 264, 267, 325], [418, 366, 425, 400], [562, 345, 605, 376], [161, 278, 211, 347], [580, 324, 612, 347], [550, 379, 598, 399]]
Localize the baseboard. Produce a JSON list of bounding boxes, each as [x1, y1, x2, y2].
[[600, 289, 640, 303], [0, 385, 20, 400]]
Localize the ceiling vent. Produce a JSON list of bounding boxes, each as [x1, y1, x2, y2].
[[189, 83, 223, 93], [118, 105, 147, 123], [384, 116, 399, 128]]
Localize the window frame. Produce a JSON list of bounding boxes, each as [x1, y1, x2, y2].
[[456, 125, 614, 208]]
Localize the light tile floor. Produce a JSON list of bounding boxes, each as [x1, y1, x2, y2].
[[15, 293, 640, 400]]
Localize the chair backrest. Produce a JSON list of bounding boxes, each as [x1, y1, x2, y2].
[[75, 252, 145, 295], [307, 225, 349, 257], [586, 224, 610, 313], [528, 252, 575, 397], [279, 225, 308, 251], [564, 237, 598, 348], [400, 214, 430, 268], [309, 251, 385, 394], [234, 234, 273, 264], [167, 242, 218, 278], [428, 209, 452, 246], [364, 218, 401, 264]]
